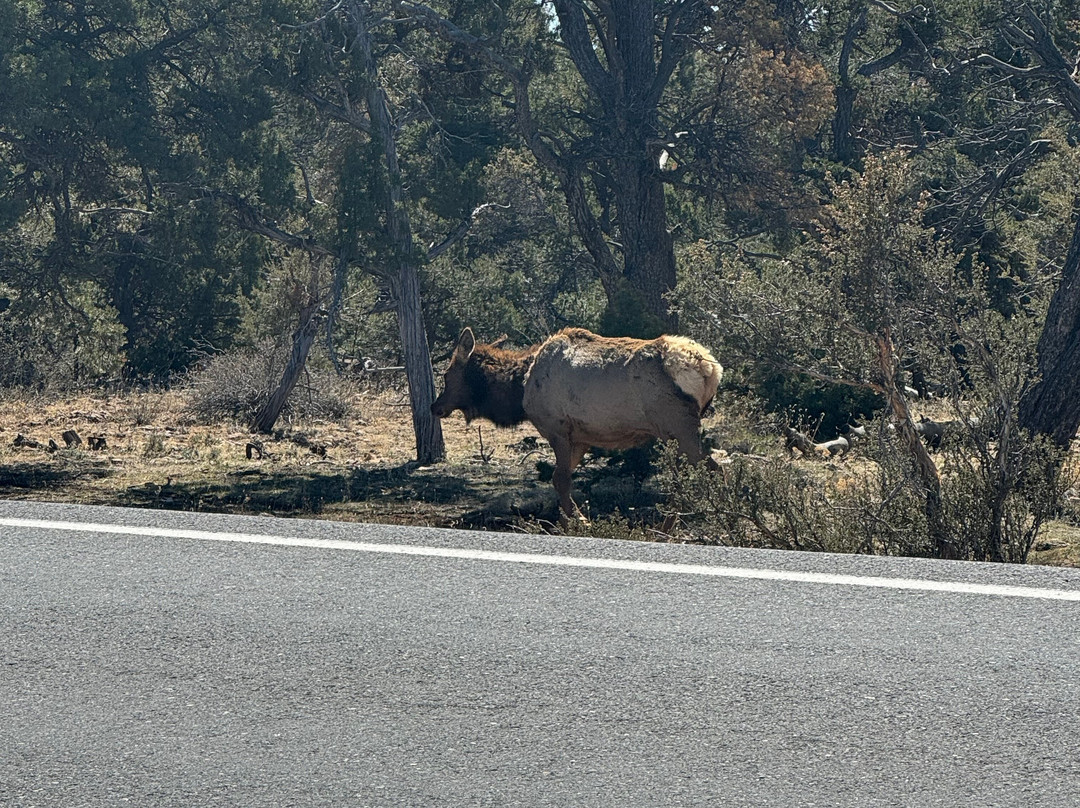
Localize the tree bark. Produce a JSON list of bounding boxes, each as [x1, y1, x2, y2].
[[325, 249, 349, 375], [1019, 206, 1080, 446], [354, 0, 445, 463], [606, 154, 676, 335], [253, 301, 322, 434], [391, 262, 445, 463], [112, 249, 138, 361]]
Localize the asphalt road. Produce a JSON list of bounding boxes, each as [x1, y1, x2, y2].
[[2, 501, 1080, 807]]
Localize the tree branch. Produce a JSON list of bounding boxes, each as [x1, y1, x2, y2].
[[972, 5, 1080, 122], [204, 190, 338, 257], [426, 202, 508, 259], [396, 0, 622, 286], [301, 88, 371, 133], [968, 53, 1043, 78], [281, 0, 345, 31], [551, 0, 616, 106]]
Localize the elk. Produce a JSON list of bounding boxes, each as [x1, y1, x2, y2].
[[432, 327, 722, 521]]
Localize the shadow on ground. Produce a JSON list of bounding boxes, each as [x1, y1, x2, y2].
[[0, 452, 666, 531], [114, 463, 498, 524], [0, 458, 114, 491]]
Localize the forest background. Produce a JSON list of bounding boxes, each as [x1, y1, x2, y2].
[[3, 0, 1080, 563]]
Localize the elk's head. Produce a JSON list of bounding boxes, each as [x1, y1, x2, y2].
[[431, 327, 478, 421]]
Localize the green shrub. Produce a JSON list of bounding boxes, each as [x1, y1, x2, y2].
[[0, 281, 125, 390], [753, 370, 882, 439], [658, 413, 1066, 562]]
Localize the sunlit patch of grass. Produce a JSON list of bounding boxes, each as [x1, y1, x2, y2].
[[1029, 521, 1080, 567]]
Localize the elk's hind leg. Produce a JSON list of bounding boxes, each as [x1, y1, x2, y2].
[[550, 437, 589, 524]]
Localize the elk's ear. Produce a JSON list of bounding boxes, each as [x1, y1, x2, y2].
[[454, 327, 476, 361]]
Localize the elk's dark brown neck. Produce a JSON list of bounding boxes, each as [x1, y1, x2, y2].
[[466, 345, 535, 427]]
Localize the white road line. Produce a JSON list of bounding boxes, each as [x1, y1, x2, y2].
[[3, 516, 1080, 602]]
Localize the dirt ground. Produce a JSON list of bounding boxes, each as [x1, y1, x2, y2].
[[1, 386, 1078, 564], [0, 386, 671, 532]]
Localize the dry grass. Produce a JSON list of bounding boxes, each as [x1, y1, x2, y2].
[[0, 386, 565, 529], [1, 386, 1078, 565]]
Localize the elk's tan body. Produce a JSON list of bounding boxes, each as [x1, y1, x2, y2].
[[432, 327, 722, 520]]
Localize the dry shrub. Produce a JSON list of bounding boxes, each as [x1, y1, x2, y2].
[[658, 418, 1066, 562], [183, 342, 354, 425], [938, 428, 1067, 563], [657, 441, 928, 555]]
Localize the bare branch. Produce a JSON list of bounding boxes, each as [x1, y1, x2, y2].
[[968, 53, 1043, 78], [426, 202, 509, 259], [204, 190, 338, 258], [75, 206, 153, 217], [280, 0, 345, 31]]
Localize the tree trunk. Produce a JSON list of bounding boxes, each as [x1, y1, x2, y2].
[[830, 8, 866, 164], [392, 263, 445, 464], [606, 154, 677, 336], [601, 1, 677, 333], [112, 251, 137, 361], [1019, 206, 1080, 447], [325, 250, 349, 375], [970, 9, 1080, 449], [831, 85, 858, 165], [404, 0, 702, 336], [252, 302, 322, 434], [877, 333, 955, 558], [355, 0, 445, 463]]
